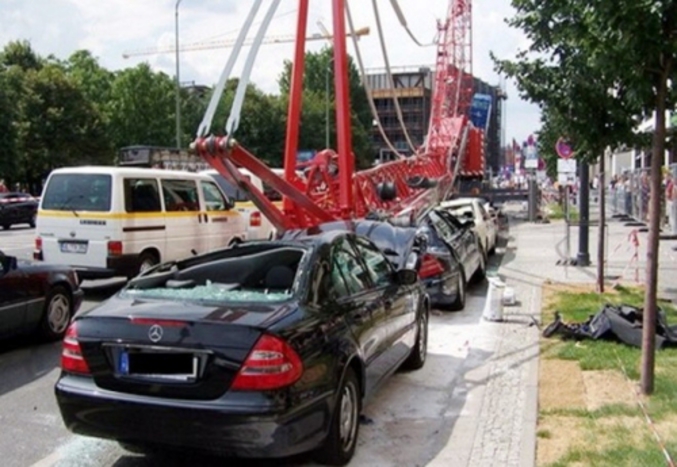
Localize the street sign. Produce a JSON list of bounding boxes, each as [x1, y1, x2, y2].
[[524, 135, 539, 169], [557, 159, 577, 173], [556, 137, 573, 159]]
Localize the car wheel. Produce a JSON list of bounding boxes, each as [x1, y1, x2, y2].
[[29, 214, 36, 228], [2, 224, 10, 230], [40, 285, 72, 340], [402, 304, 428, 370], [473, 247, 487, 283], [450, 271, 466, 311], [314, 368, 361, 466]]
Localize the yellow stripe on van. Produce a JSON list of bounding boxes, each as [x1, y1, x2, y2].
[[234, 201, 284, 209], [38, 209, 241, 220]]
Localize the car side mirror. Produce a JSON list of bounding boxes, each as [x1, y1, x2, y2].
[[396, 268, 418, 286]]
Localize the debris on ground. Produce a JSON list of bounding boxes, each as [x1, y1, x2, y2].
[[542, 304, 677, 349]]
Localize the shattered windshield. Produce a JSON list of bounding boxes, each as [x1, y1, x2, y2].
[[124, 280, 293, 303], [121, 246, 306, 305]]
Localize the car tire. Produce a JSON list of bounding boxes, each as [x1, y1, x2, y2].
[[40, 285, 72, 340], [314, 368, 361, 466], [473, 246, 487, 283], [2, 224, 10, 230], [29, 214, 36, 228], [450, 271, 466, 311], [402, 304, 428, 370]]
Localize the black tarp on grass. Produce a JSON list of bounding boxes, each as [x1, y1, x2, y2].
[[543, 304, 677, 349]]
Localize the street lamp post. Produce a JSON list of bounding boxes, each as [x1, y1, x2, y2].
[[175, 0, 183, 149]]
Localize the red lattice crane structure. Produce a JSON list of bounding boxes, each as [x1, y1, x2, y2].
[[191, 0, 479, 232]]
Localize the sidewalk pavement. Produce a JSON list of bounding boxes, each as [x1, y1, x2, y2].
[[427, 204, 677, 467]]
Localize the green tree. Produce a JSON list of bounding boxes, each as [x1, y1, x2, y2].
[[107, 64, 177, 149], [210, 79, 286, 166], [0, 71, 20, 185], [278, 46, 373, 168], [496, 0, 677, 394], [0, 40, 42, 71], [17, 64, 111, 188]]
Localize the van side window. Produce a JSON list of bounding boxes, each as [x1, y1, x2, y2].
[[201, 181, 230, 211], [161, 179, 199, 212], [124, 178, 161, 213]]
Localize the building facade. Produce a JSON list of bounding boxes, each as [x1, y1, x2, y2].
[[365, 66, 505, 174]]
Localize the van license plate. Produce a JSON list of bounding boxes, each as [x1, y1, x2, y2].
[[60, 242, 87, 254]]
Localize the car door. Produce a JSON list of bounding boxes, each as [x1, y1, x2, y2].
[[199, 180, 238, 251], [351, 237, 417, 368], [0, 255, 27, 337], [330, 238, 392, 395], [160, 178, 206, 260], [434, 210, 477, 281]]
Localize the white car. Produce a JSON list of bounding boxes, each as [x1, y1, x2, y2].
[[440, 198, 498, 256]]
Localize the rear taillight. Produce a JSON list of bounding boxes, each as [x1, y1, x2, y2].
[[34, 237, 43, 261], [419, 253, 446, 279], [107, 240, 123, 256], [231, 334, 303, 391], [249, 211, 262, 227], [61, 323, 90, 375]]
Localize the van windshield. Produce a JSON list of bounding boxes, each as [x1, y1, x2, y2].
[[41, 174, 112, 212], [208, 173, 250, 202]]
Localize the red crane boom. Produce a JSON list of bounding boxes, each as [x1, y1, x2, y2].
[[191, 0, 478, 232]]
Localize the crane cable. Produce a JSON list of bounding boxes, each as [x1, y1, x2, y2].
[[388, 0, 436, 47], [370, 0, 417, 155], [196, 0, 264, 138], [226, 0, 281, 135], [345, 0, 406, 161]]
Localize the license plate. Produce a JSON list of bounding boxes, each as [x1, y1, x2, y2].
[[118, 351, 198, 380], [60, 242, 87, 254]]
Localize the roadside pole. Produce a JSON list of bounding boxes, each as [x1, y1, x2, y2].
[[597, 154, 606, 292], [577, 161, 591, 266]]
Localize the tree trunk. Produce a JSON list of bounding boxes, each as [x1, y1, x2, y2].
[[641, 79, 668, 395], [597, 153, 606, 293]]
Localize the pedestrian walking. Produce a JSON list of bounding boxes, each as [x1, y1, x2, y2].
[[666, 173, 677, 234]]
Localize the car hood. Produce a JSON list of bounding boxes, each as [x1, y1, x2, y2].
[[80, 294, 299, 329]]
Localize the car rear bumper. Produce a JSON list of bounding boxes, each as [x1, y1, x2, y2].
[[55, 375, 333, 458], [73, 255, 138, 279], [424, 277, 457, 307]]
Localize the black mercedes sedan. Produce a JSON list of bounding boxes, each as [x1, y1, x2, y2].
[[326, 215, 483, 311], [0, 192, 38, 230], [0, 250, 83, 340], [55, 229, 428, 465]]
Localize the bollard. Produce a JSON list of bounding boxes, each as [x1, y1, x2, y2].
[[483, 277, 506, 322]]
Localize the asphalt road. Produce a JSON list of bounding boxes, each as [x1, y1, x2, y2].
[[0, 226, 505, 467]]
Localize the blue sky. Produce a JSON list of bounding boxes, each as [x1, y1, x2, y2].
[[0, 0, 541, 145]]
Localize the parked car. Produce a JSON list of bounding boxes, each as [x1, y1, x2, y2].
[[318, 216, 483, 311], [416, 210, 485, 309], [440, 198, 498, 256], [0, 250, 83, 341], [0, 192, 38, 230], [55, 230, 428, 465]]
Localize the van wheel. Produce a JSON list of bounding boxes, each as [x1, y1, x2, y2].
[[138, 251, 159, 275]]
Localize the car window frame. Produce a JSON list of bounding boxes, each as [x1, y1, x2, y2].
[[200, 180, 231, 211], [350, 236, 394, 289]]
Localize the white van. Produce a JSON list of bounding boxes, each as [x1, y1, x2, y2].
[[202, 168, 301, 241], [34, 166, 247, 279]]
